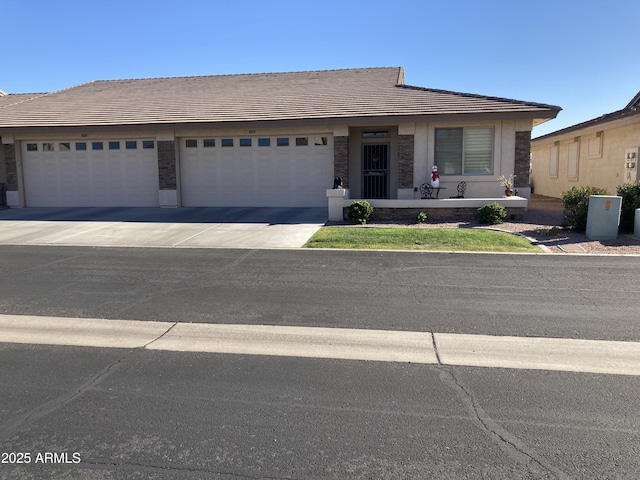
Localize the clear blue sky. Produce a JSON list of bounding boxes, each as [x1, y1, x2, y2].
[[2, 0, 638, 137]]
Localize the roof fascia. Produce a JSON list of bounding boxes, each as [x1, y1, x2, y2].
[[0, 111, 561, 137]]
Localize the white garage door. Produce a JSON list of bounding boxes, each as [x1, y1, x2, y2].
[[180, 135, 333, 207], [22, 140, 159, 207]]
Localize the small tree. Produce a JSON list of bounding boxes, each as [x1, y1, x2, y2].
[[616, 182, 640, 232], [561, 186, 608, 232]]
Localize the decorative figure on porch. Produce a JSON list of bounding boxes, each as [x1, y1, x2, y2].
[[431, 165, 440, 188], [333, 176, 343, 189]]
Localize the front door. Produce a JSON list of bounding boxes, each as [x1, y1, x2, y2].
[[362, 144, 389, 199]]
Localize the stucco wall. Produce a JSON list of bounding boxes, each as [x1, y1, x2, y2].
[[531, 116, 640, 198]]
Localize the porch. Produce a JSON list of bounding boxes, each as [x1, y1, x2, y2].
[[326, 189, 528, 222]]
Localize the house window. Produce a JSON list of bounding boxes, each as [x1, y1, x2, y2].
[[185, 139, 198, 148], [277, 137, 289, 146], [240, 138, 252, 147], [549, 143, 559, 178], [26, 143, 38, 151], [203, 139, 216, 147], [362, 131, 389, 138], [435, 127, 494, 175], [296, 137, 309, 146], [76, 142, 87, 151], [221, 139, 233, 147], [126, 141, 137, 149], [142, 140, 155, 149], [258, 138, 271, 147], [314, 136, 328, 146], [92, 141, 104, 150], [59, 142, 71, 151], [109, 141, 120, 150], [43, 142, 54, 151]]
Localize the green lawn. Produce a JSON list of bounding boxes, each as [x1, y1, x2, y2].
[[304, 227, 541, 252]]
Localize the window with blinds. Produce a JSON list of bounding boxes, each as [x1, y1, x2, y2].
[[435, 127, 494, 175]]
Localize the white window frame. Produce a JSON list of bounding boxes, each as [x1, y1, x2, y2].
[[434, 127, 494, 175]]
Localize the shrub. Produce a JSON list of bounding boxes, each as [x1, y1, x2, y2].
[[347, 200, 373, 224], [415, 211, 428, 224], [561, 186, 608, 232], [616, 182, 640, 232], [478, 202, 507, 225]]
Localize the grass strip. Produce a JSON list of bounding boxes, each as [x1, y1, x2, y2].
[[304, 227, 540, 252]]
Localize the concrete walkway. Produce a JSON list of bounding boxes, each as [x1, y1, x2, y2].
[[2, 314, 639, 376], [0, 207, 326, 249]]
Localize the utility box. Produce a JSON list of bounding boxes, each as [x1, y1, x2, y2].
[[586, 195, 622, 240], [635, 209, 640, 239]]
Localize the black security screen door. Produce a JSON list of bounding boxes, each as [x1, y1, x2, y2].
[[362, 144, 389, 199]]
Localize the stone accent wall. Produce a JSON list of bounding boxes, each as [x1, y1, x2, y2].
[[398, 134, 414, 189], [361, 207, 525, 222], [333, 136, 349, 188], [157, 140, 177, 190], [3, 144, 18, 190], [515, 131, 531, 188]]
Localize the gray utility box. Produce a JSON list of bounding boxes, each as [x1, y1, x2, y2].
[[586, 195, 622, 240], [635, 209, 640, 239]]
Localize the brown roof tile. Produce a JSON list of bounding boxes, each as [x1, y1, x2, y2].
[[0, 93, 46, 109], [0, 67, 560, 128]]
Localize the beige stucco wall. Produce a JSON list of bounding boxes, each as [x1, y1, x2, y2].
[[531, 115, 640, 198]]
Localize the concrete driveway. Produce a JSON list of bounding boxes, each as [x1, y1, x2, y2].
[[0, 207, 327, 249]]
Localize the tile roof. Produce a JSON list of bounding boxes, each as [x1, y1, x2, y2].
[[0, 67, 560, 129], [0, 93, 45, 109]]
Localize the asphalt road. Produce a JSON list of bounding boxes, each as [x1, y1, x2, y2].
[[1, 343, 639, 479], [2, 246, 640, 479], [1, 245, 639, 341]]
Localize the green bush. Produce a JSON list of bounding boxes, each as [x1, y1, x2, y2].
[[478, 202, 507, 225], [347, 200, 373, 225], [415, 211, 428, 224], [561, 186, 608, 232], [616, 182, 640, 232]]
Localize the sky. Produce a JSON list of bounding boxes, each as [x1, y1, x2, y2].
[[1, 0, 638, 138]]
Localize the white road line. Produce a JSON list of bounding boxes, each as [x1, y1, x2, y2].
[[2, 314, 640, 376]]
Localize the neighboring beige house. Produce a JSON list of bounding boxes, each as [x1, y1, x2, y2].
[[1, 67, 559, 210], [531, 91, 640, 198]]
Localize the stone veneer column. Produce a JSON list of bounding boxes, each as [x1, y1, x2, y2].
[[157, 140, 179, 207], [333, 136, 349, 188], [3, 143, 18, 191], [514, 131, 531, 188], [398, 134, 414, 189], [2, 143, 22, 206]]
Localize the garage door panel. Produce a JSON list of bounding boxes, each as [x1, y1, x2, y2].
[[180, 136, 332, 207], [22, 141, 159, 207]]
